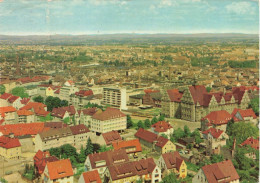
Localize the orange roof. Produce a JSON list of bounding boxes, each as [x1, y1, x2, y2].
[[152, 121, 173, 132], [231, 108, 257, 121], [0, 136, 21, 149], [202, 128, 224, 139], [112, 139, 142, 153], [20, 102, 49, 117], [46, 159, 73, 180], [17, 110, 34, 116], [241, 137, 259, 150], [81, 170, 102, 183], [202, 110, 232, 125], [0, 106, 16, 114], [92, 107, 126, 121]]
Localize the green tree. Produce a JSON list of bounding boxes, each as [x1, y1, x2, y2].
[[158, 114, 165, 121], [93, 143, 101, 153], [63, 117, 70, 124], [127, 115, 133, 128], [85, 137, 94, 156], [226, 119, 234, 136], [184, 125, 191, 137], [206, 86, 212, 93], [191, 129, 203, 144], [33, 95, 44, 103], [144, 119, 151, 129], [0, 85, 6, 94], [77, 146, 86, 163], [161, 134, 168, 139], [211, 154, 224, 164], [151, 116, 158, 124], [162, 173, 180, 183], [171, 128, 185, 142], [11, 87, 29, 98], [249, 97, 259, 115], [137, 120, 145, 129], [98, 145, 113, 152]]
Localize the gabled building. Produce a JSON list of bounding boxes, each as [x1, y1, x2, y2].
[[17, 109, 35, 123], [0, 106, 17, 125], [133, 158, 162, 183], [231, 108, 257, 122], [202, 128, 228, 155], [77, 107, 98, 126], [135, 128, 176, 154], [151, 121, 174, 138], [20, 102, 50, 120], [79, 170, 102, 183], [0, 135, 21, 159], [192, 160, 239, 183], [157, 151, 187, 178], [91, 107, 126, 134], [44, 159, 74, 183], [98, 130, 122, 146], [51, 105, 77, 121], [240, 137, 259, 159], [84, 149, 129, 178], [201, 110, 233, 131]]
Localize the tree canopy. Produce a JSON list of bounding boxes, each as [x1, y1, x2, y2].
[[0, 85, 5, 94], [11, 87, 29, 98], [249, 97, 259, 115]]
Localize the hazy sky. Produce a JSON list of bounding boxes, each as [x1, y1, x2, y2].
[[0, 0, 259, 35]]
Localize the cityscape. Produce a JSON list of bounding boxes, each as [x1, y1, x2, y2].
[[0, 0, 259, 183]]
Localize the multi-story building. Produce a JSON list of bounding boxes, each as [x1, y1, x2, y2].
[[90, 107, 126, 134], [162, 84, 250, 122], [0, 135, 21, 160], [192, 160, 239, 183], [0, 106, 17, 125], [17, 109, 35, 123], [102, 87, 127, 110]]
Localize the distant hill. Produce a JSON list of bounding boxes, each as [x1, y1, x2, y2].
[[0, 33, 258, 45]]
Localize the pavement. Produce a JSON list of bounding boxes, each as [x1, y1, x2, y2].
[[3, 172, 28, 183]]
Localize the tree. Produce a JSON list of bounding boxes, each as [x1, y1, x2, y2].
[[33, 95, 44, 103], [78, 146, 86, 163], [98, 145, 113, 152], [171, 128, 185, 142], [11, 87, 29, 98], [206, 86, 212, 93], [144, 119, 151, 129], [158, 114, 165, 121], [151, 116, 158, 124], [0, 85, 5, 94], [93, 143, 101, 153], [161, 134, 168, 139], [211, 154, 224, 164], [63, 117, 70, 124], [184, 125, 191, 137], [162, 173, 180, 183], [226, 119, 234, 136], [60, 100, 69, 107], [249, 97, 259, 115], [137, 120, 145, 129], [85, 137, 94, 156], [191, 129, 203, 144], [127, 115, 133, 128]]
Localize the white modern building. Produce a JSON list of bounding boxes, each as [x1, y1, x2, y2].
[[102, 87, 127, 110]]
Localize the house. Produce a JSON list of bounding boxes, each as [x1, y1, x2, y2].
[[0, 135, 21, 160], [240, 137, 259, 159], [151, 121, 174, 138], [79, 170, 102, 183], [202, 128, 228, 155], [0, 106, 17, 125], [133, 158, 162, 183], [77, 107, 98, 126], [7, 95, 23, 109], [112, 139, 142, 158], [84, 149, 129, 178], [20, 102, 50, 120], [231, 108, 257, 123], [34, 150, 58, 176], [90, 107, 127, 134], [71, 90, 94, 108], [157, 151, 187, 178], [0, 93, 12, 107], [51, 105, 77, 121], [192, 160, 239, 183], [97, 130, 122, 146], [143, 90, 162, 107], [35, 124, 90, 152], [135, 128, 176, 154], [17, 109, 35, 123], [201, 110, 233, 131], [44, 159, 74, 183], [104, 161, 139, 183]]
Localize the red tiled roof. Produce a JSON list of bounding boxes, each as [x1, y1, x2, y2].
[[162, 151, 184, 171], [201, 110, 232, 125], [70, 124, 90, 135], [81, 170, 102, 183], [54, 89, 60, 94], [0, 93, 12, 100], [108, 161, 137, 181], [34, 150, 58, 174], [144, 89, 160, 94], [112, 139, 142, 153], [202, 128, 224, 139], [189, 85, 207, 105], [241, 137, 259, 150], [167, 89, 183, 102], [20, 98, 31, 105], [75, 90, 93, 97], [231, 108, 257, 121], [152, 121, 173, 133], [20, 102, 49, 117], [201, 160, 239, 183], [135, 128, 158, 143], [0, 106, 16, 115], [0, 136, 21, 149], [51, 105, 76, 119], [17, 76, 49, 84], [8, 96, 20, 103], [102, 131, 122, 145], [81, 108, 97, 116], [17, 109, 34, 116], [155, 136, 169, 148], [132, 158, 157, 176], [46, 159, 73, 180], [92, 107, 126, 121], [0, 123, 48, 136]]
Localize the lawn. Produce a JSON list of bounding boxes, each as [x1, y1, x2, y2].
[[186, 161, 200, 172]]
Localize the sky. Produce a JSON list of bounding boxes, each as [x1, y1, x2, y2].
[[0, 0, 259, 35]]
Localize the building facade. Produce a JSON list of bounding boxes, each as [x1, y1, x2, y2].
[[102, 87, 127, 110]]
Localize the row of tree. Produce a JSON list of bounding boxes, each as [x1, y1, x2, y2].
[[33, 95, 69, 111]]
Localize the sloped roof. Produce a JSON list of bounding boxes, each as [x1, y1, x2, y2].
[[201, 110, 232, 125], [132, 158, 157, 176], [81, 107, 97, 116], [155, 136, 169, 148], [202, 128, 224, 139], [51, 105, 76, 119], [102, 131, 122, 145], [201, 160, 239, 183], [75, 90, 93, 97], [135, 128, 158, 143], [81, 170, 102, 183], [0, 106, 16, 116], [167, 89, 183, 102], [70, 124, 90, 135], [162, 151, 184, 171], [112, 139, 142, 153], [108, 161, 137, 181], [92, 107, 126, 121], [152, 121, 173, 133], [7, 96, 20, 103], [241, 137, 259, 150], [20, 102, 49, 117], [46, 159, 73, 180], [0, 136, 21, 149], [34, 150, 58, 174], [17, 109, 34, 116], [0, 93, 12, 100], [231, 108, 257, 121]]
